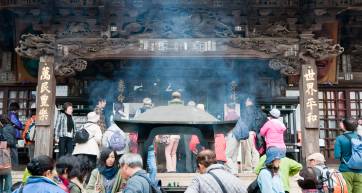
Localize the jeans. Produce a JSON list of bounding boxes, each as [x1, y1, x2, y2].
[[147, 146, 157, 184], [59, 137, 74, 157], [0, 173, 12, 193]]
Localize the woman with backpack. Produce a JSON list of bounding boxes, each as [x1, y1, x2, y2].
[[0, 116, 16, 193], [13, 155, 66, 193], [73, 112, 103, 173], [257, 148, 284, 193], [334, 118, 362, 193], [86, 148, 124, 193]]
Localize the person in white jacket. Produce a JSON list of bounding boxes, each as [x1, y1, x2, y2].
[[102, 115, 129, 161], [73, 111, 103, 171]]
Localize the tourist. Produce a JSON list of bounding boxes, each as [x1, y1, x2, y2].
[[73, 112, 102, 171], [257, 148, 284, 193], [55, 102, 76, 157], [240, 97, 267, 172], [8, 102, 23, 140], [68, 156, 88, 193], [86, 148, 123, 193], [334, 118, 362, 193], [94, 97, 107, 133], [0, 116, 13, 193], [13, 155, 66, 193], [297, 167, 320, 193], [255, 154, 302, 193], [120, 153, 157, 193], [260, 108, 287, 158], [102, 115, 129, 161], [357, 118, 362, 136], [134, 97, 158, 182], [185, 149, 247, 193], [165, 92, 181, 173], [0, 116, 18, 167], [55, 155, 82, 193], [22, 105, 36, 160]]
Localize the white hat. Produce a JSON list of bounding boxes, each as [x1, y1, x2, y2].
[[143, 98, 152, 107], [87, 112, 100, 123], [307, 153, 325, 163], [270, 108, 280, 118]]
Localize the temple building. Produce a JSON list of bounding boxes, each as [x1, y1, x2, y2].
[[0, 0, 361, 163]]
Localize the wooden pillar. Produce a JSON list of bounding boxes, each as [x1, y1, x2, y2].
[[299, 60, 320, 162], [34, 55, 56, 157]]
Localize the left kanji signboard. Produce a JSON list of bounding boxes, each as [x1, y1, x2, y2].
[[36, 56, 55, 126]]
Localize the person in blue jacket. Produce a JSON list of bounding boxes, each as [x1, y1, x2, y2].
[[13, 155, 66, 193], [334, 118, 362, 193], [257, 148, 284, 193], [8, 102, 23, 139]]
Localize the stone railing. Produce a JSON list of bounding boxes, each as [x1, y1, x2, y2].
[[315, 0, 362, 8]]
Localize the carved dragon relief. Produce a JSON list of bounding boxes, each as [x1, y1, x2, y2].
[[16, 33, 343, 77], [15, 34, 136, 77], [227, 36, 343, 76]]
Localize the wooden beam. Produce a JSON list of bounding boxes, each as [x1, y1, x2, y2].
[[34, 55, 56, 157]]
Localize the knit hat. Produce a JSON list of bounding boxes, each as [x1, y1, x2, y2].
[[270, 108, 281, 118], [307, 153, 325, 163], [265, 148, 282, 164], [87, 112, 100, 123]]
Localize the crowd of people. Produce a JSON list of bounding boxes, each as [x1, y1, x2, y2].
[[0, 92, 361, 193]]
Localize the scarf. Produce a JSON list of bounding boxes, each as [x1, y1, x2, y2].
[[65, 113, 74, 133], [98, 166, 119, 180]]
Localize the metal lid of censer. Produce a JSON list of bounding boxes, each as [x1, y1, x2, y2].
[[133, 104, 218, 123]]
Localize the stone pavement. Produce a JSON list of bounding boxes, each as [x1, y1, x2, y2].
[[12, 171, 302, 192]]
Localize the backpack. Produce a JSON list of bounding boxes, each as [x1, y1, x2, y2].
[[247, 168, 270, 193], [343, 134, 362, 170], [247, 179, 261, 193], [108, 130, 126, 151], [255, 133, 266, 156], [135, 174, 163, 193], [315, 165, 348, 193], [74, 124, 91, 144], [0, 141, 11, 175], [25, 120, 36, 142]]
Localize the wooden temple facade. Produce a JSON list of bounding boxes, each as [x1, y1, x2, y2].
[[0, 0, 362, 162]]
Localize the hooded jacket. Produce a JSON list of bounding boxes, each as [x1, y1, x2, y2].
[[260, 119, 287, 149], [185, 164, 247, 193], [13, 176, 66, 193]]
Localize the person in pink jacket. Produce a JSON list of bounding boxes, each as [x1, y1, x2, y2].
[[260, 108, 287, 158]]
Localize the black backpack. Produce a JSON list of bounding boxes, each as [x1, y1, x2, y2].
[[74, 124, 92, 144], [247, 168, 270, 193], [247, 179, 261, 193]]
